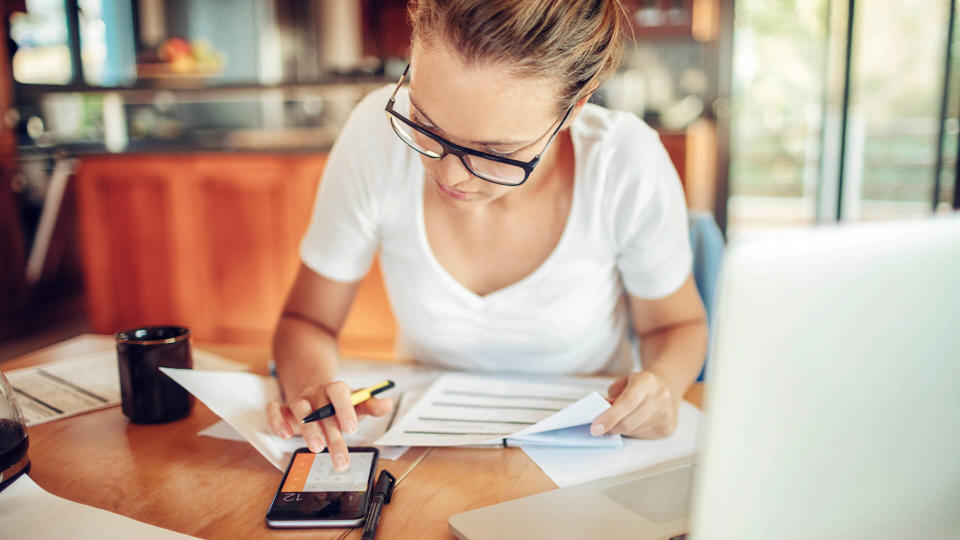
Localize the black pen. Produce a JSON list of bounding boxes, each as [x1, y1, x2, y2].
[[300, 380, 395, 424], [362, 470, 396, 540]]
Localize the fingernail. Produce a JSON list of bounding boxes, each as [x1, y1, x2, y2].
[[333, 453, 349, 471], [308, 436, 324, 453], [345, 421, 358, 434], [281, 429, 292, 440], [591, 424, 605, 436]]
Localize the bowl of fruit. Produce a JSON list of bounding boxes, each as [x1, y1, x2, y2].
[[137, 37, 226, 86]]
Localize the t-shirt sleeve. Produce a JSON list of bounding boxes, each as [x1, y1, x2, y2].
[[299, 88, 392, 282], [610, 124, 693, 299]]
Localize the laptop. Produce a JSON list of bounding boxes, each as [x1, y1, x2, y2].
[[449, 216, 960, 540]]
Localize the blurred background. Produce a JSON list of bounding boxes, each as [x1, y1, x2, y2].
[[1, 0, 957, 360]]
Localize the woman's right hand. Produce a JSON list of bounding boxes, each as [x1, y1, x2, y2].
[[265, 381, 393, 471]]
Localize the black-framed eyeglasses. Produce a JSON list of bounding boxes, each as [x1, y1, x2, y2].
[[384, 65, 574, 187]]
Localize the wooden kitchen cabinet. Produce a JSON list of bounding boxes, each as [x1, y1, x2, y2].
[[74, 153, 397, 356], [658, 131, 686, 187]]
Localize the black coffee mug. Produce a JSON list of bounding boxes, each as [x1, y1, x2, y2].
[[116, 326, 194, 424]]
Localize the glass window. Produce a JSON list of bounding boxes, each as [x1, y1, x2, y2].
[[728, 0, 958, 233], [936, 20, 959, 213], [727, 0, 830, 237], [845, 0, 954, 221]]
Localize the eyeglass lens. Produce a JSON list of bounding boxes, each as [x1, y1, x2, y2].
[[389, 116, 527, 185]]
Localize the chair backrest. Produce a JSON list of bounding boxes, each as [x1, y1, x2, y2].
[[688, 211, 725, 381]]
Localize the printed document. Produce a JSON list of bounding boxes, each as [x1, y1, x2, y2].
[[6, 349, 244, 427], [521, 401, 702, 487], [375, 373, 621, 447]]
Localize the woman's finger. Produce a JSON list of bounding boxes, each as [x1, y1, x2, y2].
[[356, 396, 393, 418], [320, 416, 351, 471], [632, 409, 678, 439], [609, 399, 660, 435], [591, 375, 655, 435], [280, 405, 302, 436], [265, 402, 293, 439], [607, 376, 629, 400], [289, 396, 327, 453], [612, 383, 678, 438], [325, 381, 359, 435]]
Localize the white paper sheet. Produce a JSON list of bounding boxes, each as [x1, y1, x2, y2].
[[162, 361, 437, 470], [505, 424, 622, 448], [197, 420, 410, 461], [520, 401, 703, 487], [375, 373, 621, 447], [0, 474, 199, 539], [6, 349, 245, 427]]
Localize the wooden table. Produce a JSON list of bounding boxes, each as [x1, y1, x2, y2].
[[4, 334, 704, 539]]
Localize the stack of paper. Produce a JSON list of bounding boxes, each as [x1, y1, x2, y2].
[[374, 373, 622, 448], [6, 349, 245, 427]]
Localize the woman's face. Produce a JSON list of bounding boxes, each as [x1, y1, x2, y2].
[[409, 40, 565, 208]]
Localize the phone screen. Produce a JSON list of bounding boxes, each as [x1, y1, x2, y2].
[[266, 448, 378, 527]]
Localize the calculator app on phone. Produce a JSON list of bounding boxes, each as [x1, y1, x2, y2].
[[281, 451, 374, 493], [266, 447, 379, 528]]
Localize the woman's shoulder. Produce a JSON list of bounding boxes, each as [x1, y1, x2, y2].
[[329, 84, 418, 185], [573, 104, 686, 246], [337, 84, 399, 146], [573, 103, 662, 154], [574, 103, 680, 194], [316, 84, 420, 226]]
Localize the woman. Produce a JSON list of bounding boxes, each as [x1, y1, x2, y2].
[[267, 0, 707, 472]]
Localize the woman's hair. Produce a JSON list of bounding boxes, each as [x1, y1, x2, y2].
[[407, 0, 625, 114]]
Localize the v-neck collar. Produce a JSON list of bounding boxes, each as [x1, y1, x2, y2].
[[416, 125, 583, 306]]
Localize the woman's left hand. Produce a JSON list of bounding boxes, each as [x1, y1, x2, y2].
[[590, 371, 679, 439]]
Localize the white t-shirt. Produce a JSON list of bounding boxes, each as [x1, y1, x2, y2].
[[301, 85, 691, 375]]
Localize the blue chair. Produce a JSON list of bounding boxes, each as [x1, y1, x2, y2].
[[623, 211, 724, 382], [687, 211, 724, 381]]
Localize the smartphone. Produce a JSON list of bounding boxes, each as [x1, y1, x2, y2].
[[265, 446, 379, 528]]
